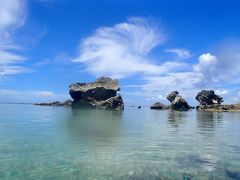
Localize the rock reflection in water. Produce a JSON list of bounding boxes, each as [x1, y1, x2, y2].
[[67, 107, 123, 139], [167, 110, 187, 127], [197, 111, 223, 129]]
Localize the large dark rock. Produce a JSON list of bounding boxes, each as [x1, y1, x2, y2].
[[166, 91, 192, 111], [150, 102, 168, 110], [69, 77, 124, 110], [196, 90, 223, 105], [196, 90, 240, 112]]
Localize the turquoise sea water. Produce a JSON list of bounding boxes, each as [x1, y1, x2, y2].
[[0, 104, 240, 179]]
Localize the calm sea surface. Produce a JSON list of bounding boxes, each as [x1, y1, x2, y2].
[[0, 104, 240, 179]]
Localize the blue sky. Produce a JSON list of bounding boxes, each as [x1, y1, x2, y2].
[[0, 0, 240, 105]]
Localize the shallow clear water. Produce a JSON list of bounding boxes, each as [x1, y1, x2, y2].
[[0, 104, 240, 179]]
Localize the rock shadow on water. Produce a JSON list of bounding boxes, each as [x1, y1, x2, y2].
[[225, 168, 240, 180], [167, 111, 187, 128], [176, 154, 216, 174]]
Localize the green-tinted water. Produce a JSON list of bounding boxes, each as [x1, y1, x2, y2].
[[0, 104, 240, 179]]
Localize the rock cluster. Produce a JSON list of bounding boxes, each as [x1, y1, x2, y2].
[[150, 91, 192, 111], [34, 81, 239, 112], [34, 99, 73, 106], [167, 91, 193, 110], [150, 89, 239, 112], [69, 77, 124, 110], [196, 104, 240, 112], [196, 90, 223, 105]]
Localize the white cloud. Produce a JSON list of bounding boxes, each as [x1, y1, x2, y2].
[[31, 91, 56, 97], [142, 72, 202, 92], [0, 89, 54, 97], [0, 65, 29, 77], [193, 53, 218, 84], [215, 90, 229, 96], [124, 48, 240, 105], [140, 73, 203, 104], [193, 43, 240, 85], [73, 18, 240, 105], [73, 17, 190, 78], [0, 89, 69, 102], [166, 48, 191, 59], [0, 50, 25, 64], [0, 0, 27, 77], [34, 52, 73, 67], [0, 0, 26, 39], [0, 48, 27, 77]]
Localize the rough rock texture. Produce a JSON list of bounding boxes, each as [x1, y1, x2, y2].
[[94, 95, 124, 110], [34, 99, 73, 106], [167, 91, 192, 110], [196, 90, 240, 111], [196, 90, 223, 105], [196, 104, 240, 112], [69, 77, 124, 110], [150, 102, 168, 110]]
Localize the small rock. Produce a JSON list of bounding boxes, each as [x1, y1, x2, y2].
[[150, 102, 167, 110]]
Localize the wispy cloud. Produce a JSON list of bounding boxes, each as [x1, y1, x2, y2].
[[0, 89, 69, 103], [73, 17, 190, 78], [0, 0, 28, 78], [166, 48, 191, 59], [0, 0, 26, 37], [0, 50, 25, 64], [34, 52, 72, 67], [0, 66, 29, 76]]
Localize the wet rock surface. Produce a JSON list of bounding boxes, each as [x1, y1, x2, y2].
[[196, 90, 223, 105], [69, 77, 124, 110], [167, 91, 193, 111]]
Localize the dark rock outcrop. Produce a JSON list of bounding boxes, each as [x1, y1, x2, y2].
[[196, 90, 240, 112], [167, 91, 192, 110], [196, 90, 223, 105], [196, 104, 240, 112], [69, 77, 124, 110], [150, 102, 168, 110], [34, 99, 73, 106]]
